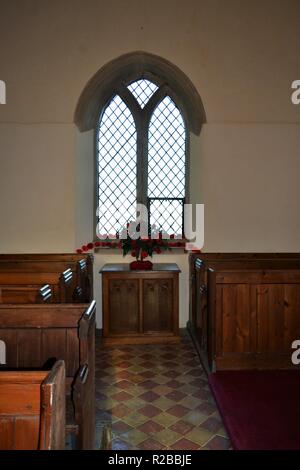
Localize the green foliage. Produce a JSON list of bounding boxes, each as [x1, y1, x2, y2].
[[121, 233, 170, 260]]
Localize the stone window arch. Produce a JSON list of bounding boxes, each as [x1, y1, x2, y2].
[[74, 52, 206, 239]]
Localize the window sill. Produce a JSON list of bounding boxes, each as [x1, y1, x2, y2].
[[93, 246, 188, 253], [77, 240, 199, 255]]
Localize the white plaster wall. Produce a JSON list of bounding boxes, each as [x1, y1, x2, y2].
[[0, 0, 300, 326]]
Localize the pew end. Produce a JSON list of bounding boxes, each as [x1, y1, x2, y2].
[[0, 360, 66, 450], [73, 364, 95, 450], [0, 300, 96, 450]]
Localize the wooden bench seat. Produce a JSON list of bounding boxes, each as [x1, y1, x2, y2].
[[0, 301, 96, 449], [0, 254, 93, 303], [0, 254, 93, 302], [0, 360, 65, 450], [0, 268, 88, 304], [0, 285, 49, 304]]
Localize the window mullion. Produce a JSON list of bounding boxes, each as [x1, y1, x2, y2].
[[136, 113, 148, 208], [136, 119, 143, 207]]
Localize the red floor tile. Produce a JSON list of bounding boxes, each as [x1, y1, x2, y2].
[[111, 391, 133, 402], [138, 420, 164, 434], [139, 438, 167, 450], [166, 405, 190, 418], [170, 438, 199, 450], [139, 404, 161, 418], [170, 420, 195, 435], [139, 391, 160, 402]]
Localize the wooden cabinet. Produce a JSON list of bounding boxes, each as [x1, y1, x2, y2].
[[100, 263, 180, 345]]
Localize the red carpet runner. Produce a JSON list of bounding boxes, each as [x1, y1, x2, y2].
[[208, 370, 300, 450]]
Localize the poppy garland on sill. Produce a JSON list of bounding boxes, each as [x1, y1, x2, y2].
[[76, 234, 185, 262]]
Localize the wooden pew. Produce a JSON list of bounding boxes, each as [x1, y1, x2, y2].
[[0, 300, 96, 449], [0, 360, 65, 450], [0, 254, 93, 302], [0, 269, 83, 304], [0, 283, 54, 304], [0, 253, 93, 264], [0, 271, 65, 303], [76, 258, 92, 302], [207, 266, 300, 371], [188, 253, 300, 371], [189, 253, 300, 332]]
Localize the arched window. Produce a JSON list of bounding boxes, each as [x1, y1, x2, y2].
[[96, 77, 188, 238], [75, 52, 206, 242]]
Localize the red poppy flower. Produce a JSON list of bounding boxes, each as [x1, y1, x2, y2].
[[82, 245, 88, 252], [131, 251, 136, 257], [87, 242, 94, 249], [76, 248, 83, 254], [170, 234, 175, 239], [141, 250, 148, 259], [94, 241, 101, 247], [155, 247, 162, 254]]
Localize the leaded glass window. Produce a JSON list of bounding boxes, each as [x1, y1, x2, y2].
[[97, 77, 187, 238], [97, 96, 136, 236], [127, 79, 158, 108]]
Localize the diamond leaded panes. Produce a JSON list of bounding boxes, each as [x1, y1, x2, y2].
[[97, 95, 136, 236], [148, 96, 186, 198], [147, 96, 186, 236], [149, 199, 184, 237], [97, 81, 187, 239], [127, 79, 158, 108]]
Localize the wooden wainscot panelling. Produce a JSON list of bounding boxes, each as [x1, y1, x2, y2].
[[255, 283, 300, 355], [188, 253, 300, 372], [209, 268, 300, 371]]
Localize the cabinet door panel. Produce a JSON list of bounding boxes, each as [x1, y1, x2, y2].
[[109, 279, 139, 334], [143, 279, 173, 333]]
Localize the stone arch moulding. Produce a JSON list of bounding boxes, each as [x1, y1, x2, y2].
[[74, 51, 206, 135]]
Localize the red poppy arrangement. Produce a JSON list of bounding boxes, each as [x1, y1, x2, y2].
[[76, 233, 185, 262]]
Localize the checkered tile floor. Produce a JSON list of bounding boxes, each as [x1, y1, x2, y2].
[[95, 330, 231, 450]]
